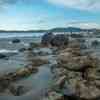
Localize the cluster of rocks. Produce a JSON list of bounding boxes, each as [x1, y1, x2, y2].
[[41, 32, 69, 47], [44, 41, 100, 100]]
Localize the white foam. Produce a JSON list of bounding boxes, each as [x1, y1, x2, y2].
[[0, 49, 18, 53]]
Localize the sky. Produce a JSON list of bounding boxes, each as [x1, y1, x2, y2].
[[0, 0, 100, 30]]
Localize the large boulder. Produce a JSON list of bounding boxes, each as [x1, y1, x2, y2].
[[41, 33, 69, 47], [41, 32, 54, 46], [51, 34, 68, 47]]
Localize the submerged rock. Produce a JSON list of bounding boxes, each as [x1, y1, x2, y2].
[[0, 54, 7, 59], [12, 39, 21, 43]]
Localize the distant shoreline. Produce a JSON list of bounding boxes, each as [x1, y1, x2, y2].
[[0, 27, 99, 33]]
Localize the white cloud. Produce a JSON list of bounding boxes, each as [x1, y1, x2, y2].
[[47, 0, 100, 11], [67, 22, 100, 29]]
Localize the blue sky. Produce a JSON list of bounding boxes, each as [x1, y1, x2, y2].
[[0, 0, 100, 30]]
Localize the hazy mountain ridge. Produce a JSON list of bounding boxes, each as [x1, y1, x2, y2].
[[0, 27, 99, 33]]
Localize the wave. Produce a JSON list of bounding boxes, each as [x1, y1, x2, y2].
[[0, 49, 18, 53], [0, 33, 44, 38]]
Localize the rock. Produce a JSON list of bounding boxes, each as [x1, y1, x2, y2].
[[16, 67, 32, 78], [54, 76, 66, 89], [52, 67, 67, 78], [47, 91, 63, 100], [29, 42, 40, 48], [29, 57, 49, 66], [70, 33, 84, 38], [41, 32, 54, 46], [67, 40, 81, 49], [41, 33, 69, 47], [19, 48, 26, 52], [12, 39, 20, 43], [51, 34, 68, 47], [50, 40, 100, 100], [75, 81, 100, 100], [0, 54, 7, 59], [58, 51, 98, 71], [92, 40, 100, 47], [0, 77, 10, 92], [9, 84, 28, 96]]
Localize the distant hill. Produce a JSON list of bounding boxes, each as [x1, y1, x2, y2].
[[0, 27, 99, 33], [49, 27, 96, 32], [0, 30, 47, 33]]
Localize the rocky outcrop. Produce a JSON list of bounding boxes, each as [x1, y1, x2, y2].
[[49, 43, 100, 100], [50, 34, 68, 47], [41, 33, 69, 47], [41, 32, 54, 46]]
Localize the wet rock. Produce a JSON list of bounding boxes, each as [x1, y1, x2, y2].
[[15, 67, 37, 79], [0, 77, 10, 92], [29, 57, 49, 66], [12, 39, 20, 43], [51, 43, 100, 100], [47, 91, 64, 100], [9, 84, 28, 96], [50, 34, 68, 47], [33, 48, 52, 56], [41, 32, 54, 46], [67, 40, 81, 49], [29, 42, 40, 48], [52, 67, 67, 78], [92, 40, 100, 47], [54, 76, 66, 89], [70, 34, 84, 38], [0, 54, 7, 59], [58, 51, 98, 71], [75, 81, 100, 100], [19, 48, 26, 52]]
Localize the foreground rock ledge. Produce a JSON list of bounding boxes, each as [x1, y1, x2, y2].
[[45, 45, 100, 100]]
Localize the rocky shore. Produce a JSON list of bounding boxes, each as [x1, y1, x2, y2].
[[0, 32, 100, 100], [42, 32, 100, 100]]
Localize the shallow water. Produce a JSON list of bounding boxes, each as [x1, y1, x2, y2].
[[0, 35, 56, 99]]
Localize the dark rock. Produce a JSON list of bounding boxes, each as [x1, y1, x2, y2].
[[29, 42, 40, 48], [92, 40, 100, 47], [19, 48, 26, 52], [0, 54, 7, 59], [12, 39, 20, 43], [9, 85, 28, 96], [51, 34, 68, 47], [70, 34, 84, 38], [41, 32, 54, 46], [0, 77, 10, 92]]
